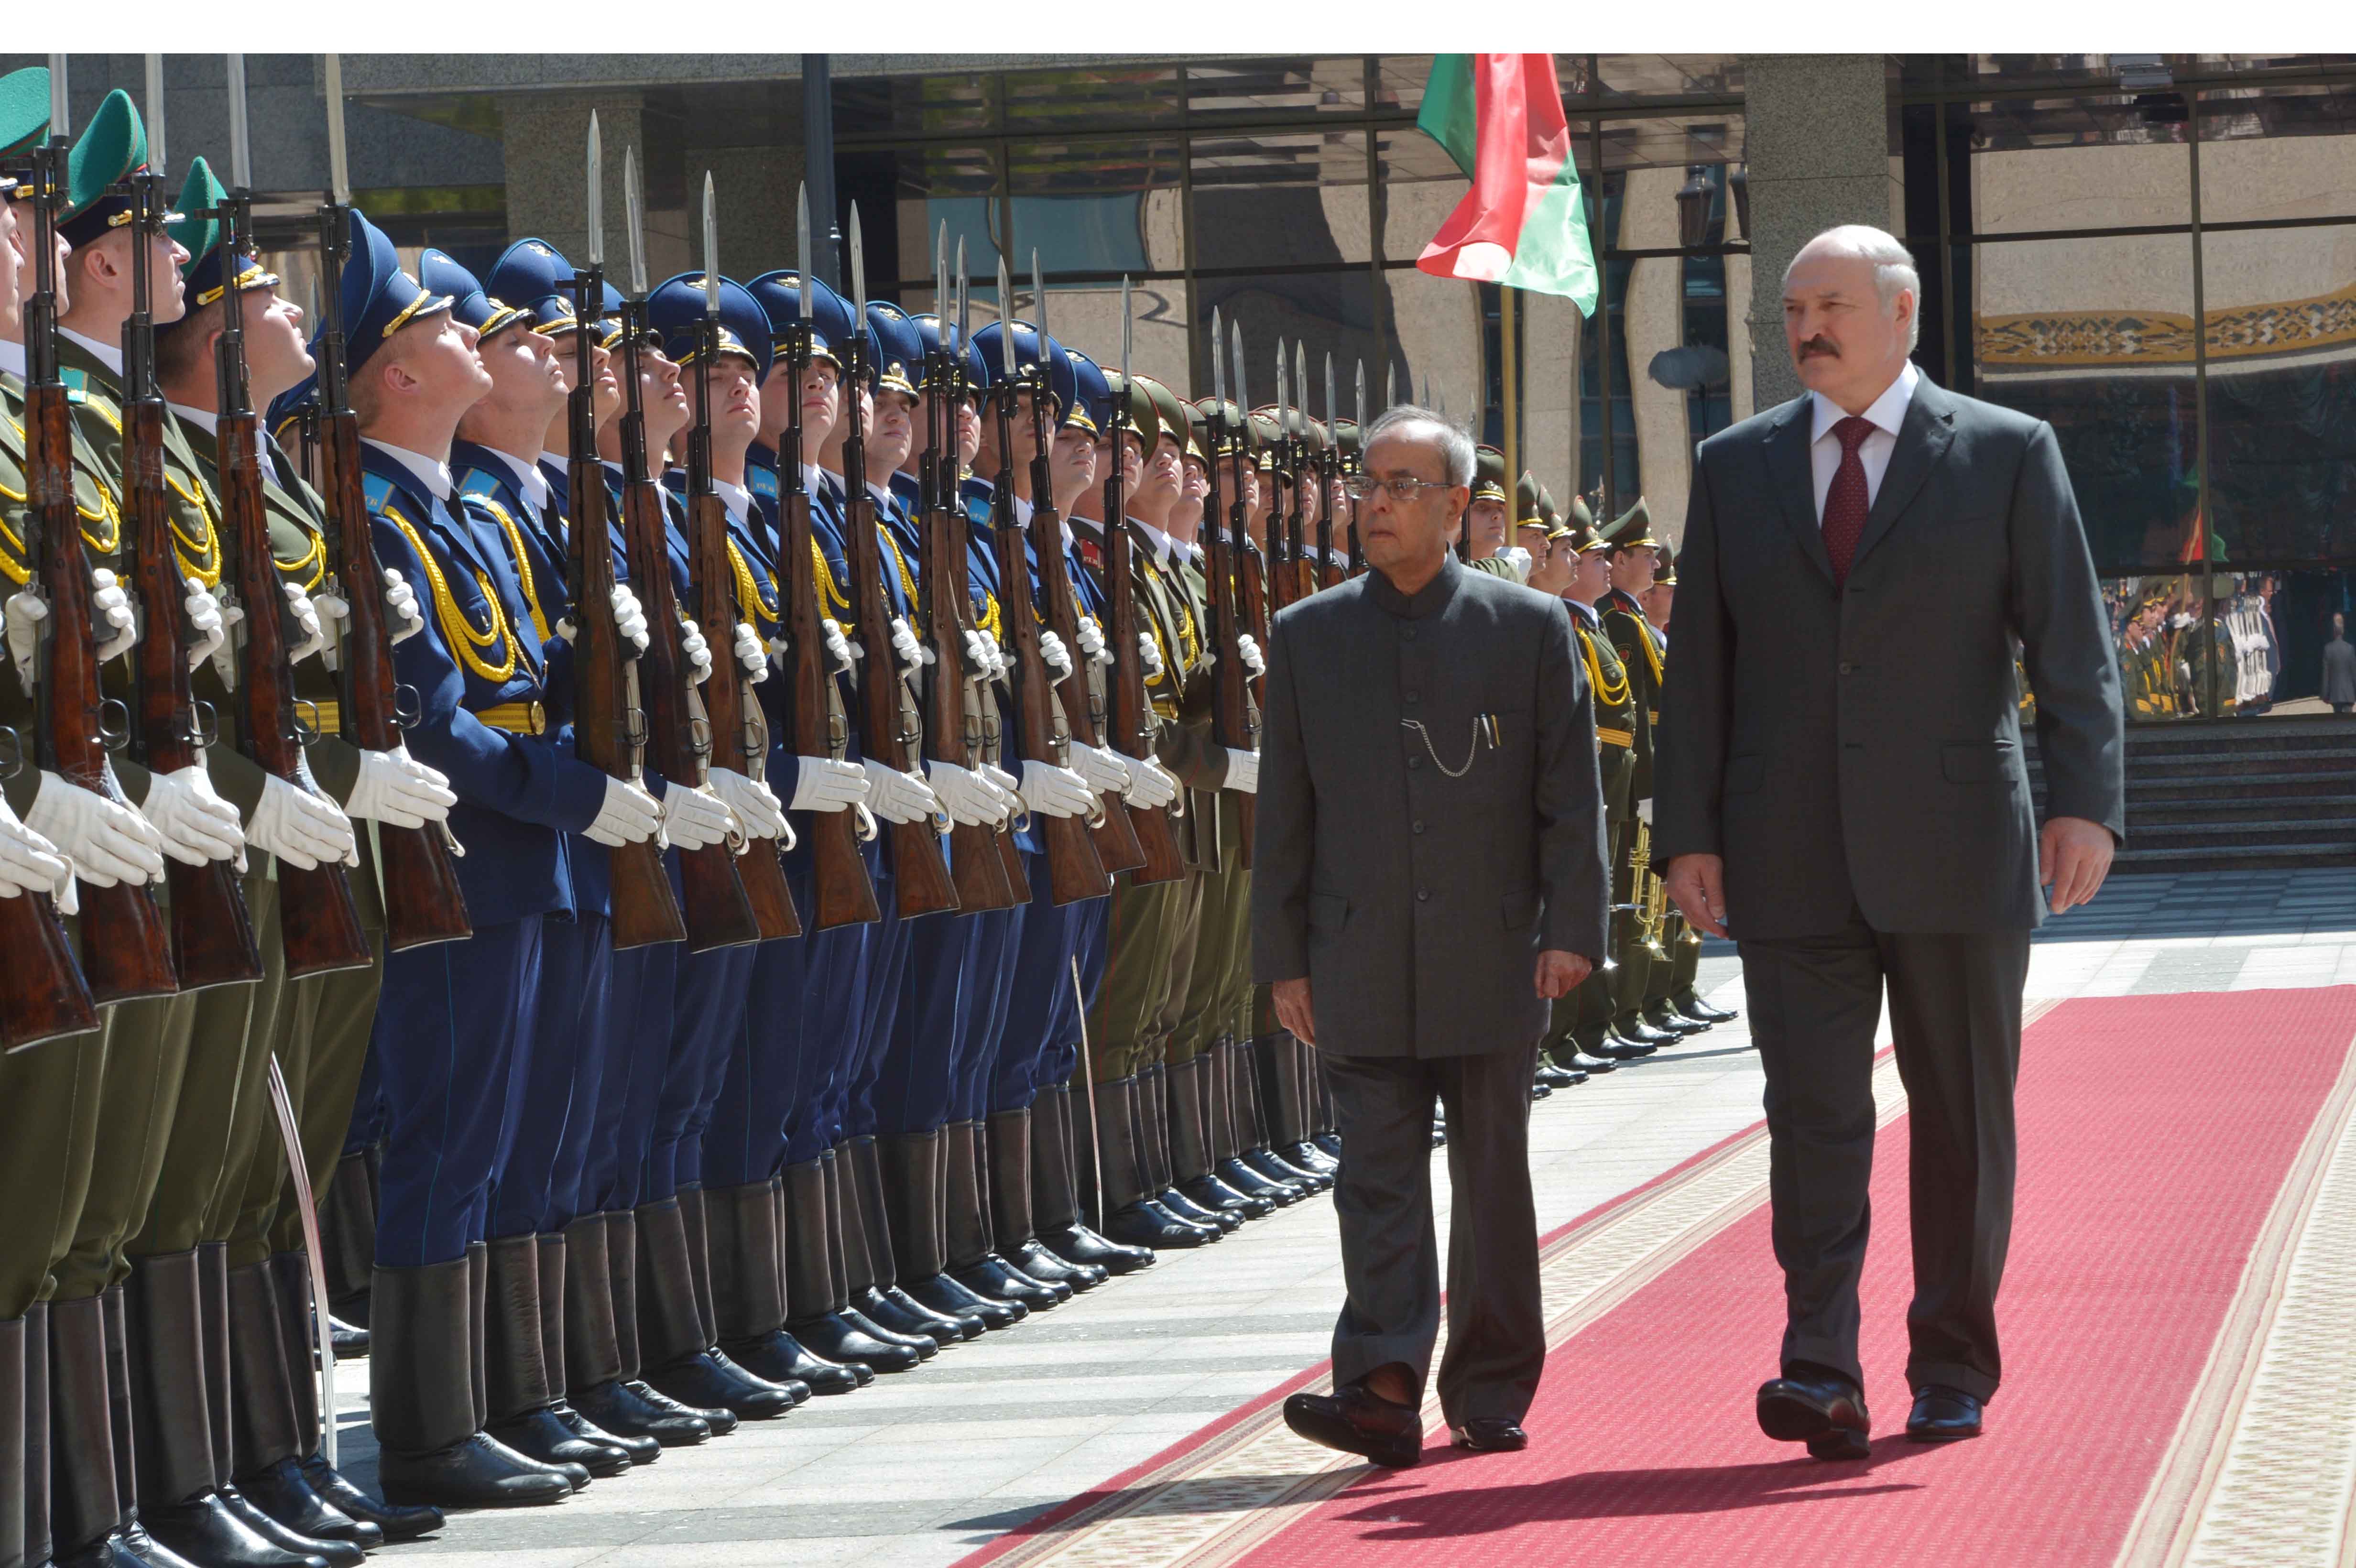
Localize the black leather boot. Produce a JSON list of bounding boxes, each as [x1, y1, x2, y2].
[[633, 1201, 795, 1420], [988, 1108, 1105, 1293], [23, 1303, 51, 1568], [2, 1315, 24, 1568], [705, 1178, 859, 1395], [848, 1138, 971, 1345], [607, 1210, 737, 1437], [1171, 1056, 1266, 1223], [480, 1234, 628, 1480], [49, 1295, 161, 1568], [781, 1162, 911, 1374], [534, 1231, 657, 1463], [116, 1255, 326, 1568], [943, 1123, 1062, 1310], [1094, 1078, 1215, 1250], [1136, 1064, 1231, 1232], [228, 1258, 382, 1554], [561, 1213, 711, 1448], [268, 1254, 443, 1540], [826, 1153, 939, 1360], [891, 1133, 1023, 1332], [1215, 1043, 1303, 1195], [369, 1257, 571, 1508], [316, 1155, 373, 1333], [199, 1248, 345, 1568], [1035, 1083, 1154, 1276]]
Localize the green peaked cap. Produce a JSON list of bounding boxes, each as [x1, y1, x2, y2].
[[62, 88, 147, 248], [160, 156, 278, 337], [0, 66, 52, 165], [1600, 495, 1657, 551]]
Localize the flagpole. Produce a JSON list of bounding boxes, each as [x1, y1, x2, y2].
[[1500, 284, 1519, 529]]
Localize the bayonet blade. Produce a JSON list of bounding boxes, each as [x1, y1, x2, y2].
[[1273, 344, 1287, 437], [700, 173, 719, 316], [795, 184, 812, 331], [323, 54, 349, 204], [144, 55, 164, 178], [935, 220, 947, 326], [1210, 307, 1225, 411], [585, 112, 603, 267], [1386, 362, 1396, 411], [1355, 360, 1366, 435], [954, 236, 969, 356], [995, 256, 1014, 377], [226, 55, 251, 190], [1119, 276, 1131, 387], [847, 202, 866, 323], [1031, 249, 1046, 345], [1324, 352, 1335, 434], [1231, 320, 1246, 420], [1296, 342, 1309, 436], [1421, 373, 1430, 408], [48, 54, 67, 141], [623, 144, 647, 297]]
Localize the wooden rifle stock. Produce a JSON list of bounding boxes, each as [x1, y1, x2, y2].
[[843, 481, 958, 920], [781, 480, 880, 930], [916, 440, 1019, 914], [0, 721, 99, 1045], [683, 484, 798, 941], [1096, 498, 1184, 887]]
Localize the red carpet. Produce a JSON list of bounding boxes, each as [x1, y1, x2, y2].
[[962, 987, 2356, 1568]]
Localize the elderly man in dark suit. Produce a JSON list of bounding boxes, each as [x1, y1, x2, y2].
[[1252, 406, 1608, 1468], [1657, 224, 2125, 1459]]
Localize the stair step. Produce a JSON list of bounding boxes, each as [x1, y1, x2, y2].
[[2113, 843, 2356, 873], [2130, 797, 2356, 825]]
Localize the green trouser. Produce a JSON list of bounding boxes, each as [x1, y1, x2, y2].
[[253, 946, 383, 1263], [126, 872, 273, 1261], [1143, 868, 1208, 1073], [1669, 915, 1703, 998], [1173, 797, 1250, 1067], [1090, 871, 1201, 1085], [0, 1017, 107, 1318], [52, 989, 201, 1301]]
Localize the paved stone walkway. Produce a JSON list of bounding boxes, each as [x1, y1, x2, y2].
[[342, 869, 2356, 1567]]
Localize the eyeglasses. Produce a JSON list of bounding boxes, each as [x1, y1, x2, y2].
[[1345, 474, 1453, 503]]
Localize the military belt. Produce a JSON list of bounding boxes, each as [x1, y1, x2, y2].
[[476, 699, 548, 735]]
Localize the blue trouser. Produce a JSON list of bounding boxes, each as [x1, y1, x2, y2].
[[875, 909, 982, 1137], [543, 912, 619, 1230], [705, 869, 816, 1188], [647, 941, 762, 1201], [371, 915, 544, 1269], [991, 854, 1109, 1113], [489, 912, 611, 1238], [839, 871, 919, 1145], [785, 862, 875, 1169], [589, 938, 679, 1214], [344, 1043, 387, 1152], [948, 900, 1025, 1125]]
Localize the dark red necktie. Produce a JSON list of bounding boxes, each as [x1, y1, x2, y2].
[[1822, 415, 1875, 588]]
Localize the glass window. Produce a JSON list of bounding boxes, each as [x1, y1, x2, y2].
[[1970, 233, 2202, 575], [1004, 65, 1181, 133], [2103, 574, 2205, 724], [2197, 84, 2356, 223], [1005, 140, 1185, 279], [864, 144, 999, 293], [1516, 283, 1590, 514], [1198, 269, 1385, 420], [834, 73, 996, 141], [1600, 55, 1743, 102], [1963, 95, 2192, 234], [1374, 126, 1471, 263], [2231, 569, 2356, 715], [1599, 116, 1745, 251], [1192, 131, 1373, 270], [1183, 59, 1367, 123], [2199, 226, 2356, 567]]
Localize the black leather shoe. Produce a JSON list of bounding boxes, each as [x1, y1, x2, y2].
[[629, 1376, 736, 1435], [1157, 1186, 1241, 1233], [722, 1328, 856, 1394], [1182, 1172, 1274, 1221], [790, 1311, 922, 1373], [554, 1400, 659, 1462], [1450, 1418, 1529, 1452], [953, 1252, 1066, 1309], [376, 1433, 573, 1508], [1282, 1140, 1340, 1176], [1531, 1078, 1554, 1100], [1313, 1132, 1343, 1161], [236, 1458, 383, 1551], [840, 1302, 939, 1358], [1038, 1221, 1156, 1276], [486, 1405, 633, 1478], [1282, 1383, 1423, 1469], [1218, 1156, 1302, 1208], [1101, 1199, 1216, 1251], [140, 1491, 334, 1568], [569, 1376, 710, 1447], [1557, 1045, 1618, 1074], [1247, 1147, 1331, 1192], [1672, 988, 1737, 1024], [1602, 1025, 1662, 1058], [327, 1318, 369, 1360], [1011, 1238, 1108, 1292], [1905, 1384, 1983, 1442], [1756, 1370, 1872, 1461], [1615, 1016, 1678, 1047], [297, 1456, 443, 1541], [905, 1271, 1026, 1331], [117, 1518, 214, 1567], [1535, 1057, 1581, 1090], [219, 1484, 368, 1565], [862, 1283, 977, 1343]]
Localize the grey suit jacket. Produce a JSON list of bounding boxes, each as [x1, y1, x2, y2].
[[1250, 556, 1609, 1058], [1654, 375, 2126, 940]]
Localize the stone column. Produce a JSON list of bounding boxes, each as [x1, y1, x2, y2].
[[500, 92, 687, 275], [1738, 54, 1901, 410]]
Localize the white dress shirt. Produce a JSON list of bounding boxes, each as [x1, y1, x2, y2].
[[58, 328, 123, 378], [363, 439, 457, 504], [1808, 359, 1917, 525], [714, 477, 753, 530], [475, 444, 555, 519]]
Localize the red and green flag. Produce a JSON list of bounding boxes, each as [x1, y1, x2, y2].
[[1415, 54, 1598, 314]]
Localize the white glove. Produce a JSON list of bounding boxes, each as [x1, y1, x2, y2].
[[583, 776, 663, 846], [675, 618, 713, 686], [1121, 753, 1179, 811], [981, 761, 1022, 821], [1223, 747, 1260, 795], [141, 764, 246, 867], [558, 587, 650, 657], [344, 746, 456, 829], [92, 570, 136, 662], [1500, 545, 1533, 582], [731, 622, 769, 684], [1137, 631, 1164, 680], [382, 568, 425, 643], [862, 758, 939, 826], [5, 590, 46, 685], [889, 616, 927, 675], [1038, 629, 1074, 683], [660, 781, 738, 849], [244, 773, 358, 871], [789, 755, 869, 814], [1075, 615, 1109, 666], [1017, 758, 1094, 820], [315, 568, 425, 671], [926, 758, 1012, 828], [180, 578, 225, 670], [281, 580, 327, 664], [27, 771, 165, 887], [960, 629, 993, 676], [709, 767, 785, 839], [6, 577, 141, 686], [0, 794, 70, 901], [979, 631, 1009, 682], [820, 618, 854, 675], [1066, 741, 1130, 797], [1237, 633, 1265, 678]]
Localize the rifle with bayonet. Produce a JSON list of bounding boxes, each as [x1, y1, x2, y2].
[[1349, 360, 1367, 577], [839, 206, 957, 919], [988, 259, 1108, 906], [564, 115, 686, 951], [1097, 277, 1182, 886], [782, 186, 880, 931], [216, 63, 372, 978], [121, 75, 261, 990], [314, 59, 470, 953], [1206, 315, 1257, 870], [1316, 351, 1342, 590], [0, 74, 106, 1041], [1022, 254, 1143, 878], [1266, 344, 1303, 618], [914, 232, 1017, 914], [953, 247, 1030, 895], [618, 147, 759, 953], [683, 175, 797, 942], [1291, 342, 1318, 600]]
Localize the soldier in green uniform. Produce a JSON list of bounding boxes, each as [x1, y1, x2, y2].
[[1462, 445, 1526, 584], [1637, 541, 1729, 1027]]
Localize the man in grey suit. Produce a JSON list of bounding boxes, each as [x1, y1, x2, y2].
[[1252, 406, 1609, 1468], [1657, 225, 2125, 1459]]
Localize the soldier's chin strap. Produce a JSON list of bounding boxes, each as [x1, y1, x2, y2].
[[267, 1055, 339, 1468]]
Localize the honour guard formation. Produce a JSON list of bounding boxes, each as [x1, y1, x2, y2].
[[0, 54, 1735, 1566]]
